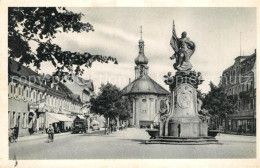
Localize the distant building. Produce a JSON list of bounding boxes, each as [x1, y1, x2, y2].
[[61, 74, 99, 129], [8, 59, 83, 137], [121, 30, 169, 128], [61, 74, 95, 115], [219, 50, 256, 134]]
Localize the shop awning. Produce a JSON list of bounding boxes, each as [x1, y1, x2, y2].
[[76, 115, 85, 120], [46, 112, 74, 124]]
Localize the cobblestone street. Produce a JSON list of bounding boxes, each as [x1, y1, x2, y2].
[[9, 128, 256, 159]]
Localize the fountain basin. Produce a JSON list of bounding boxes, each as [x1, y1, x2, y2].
[[208, 130, 219, 137], [146, 129, 159, 139]]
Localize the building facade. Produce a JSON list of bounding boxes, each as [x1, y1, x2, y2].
[[61, 74, 99, 129], [219, 50, 256, 134], [61, 74, 95, 115], [121, 30, 169, 128], [8, 59, 84, 137]]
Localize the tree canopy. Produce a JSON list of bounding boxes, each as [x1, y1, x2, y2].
[[202, 82, 237, 117], [90, 83, 131, 121], [8, 7, 117, 76]]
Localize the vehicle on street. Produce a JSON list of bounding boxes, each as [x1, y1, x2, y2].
[[72, 115, 88, 134]]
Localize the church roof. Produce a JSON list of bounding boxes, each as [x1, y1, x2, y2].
[[121, 75, 169, 95]]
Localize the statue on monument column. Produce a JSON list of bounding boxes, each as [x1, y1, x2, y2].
[[170, 20, 196, 71]]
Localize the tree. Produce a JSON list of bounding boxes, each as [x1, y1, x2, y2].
[[90, 83, 131, 122], [8, 7, 117, 76], [202, 82, 237, 122], [117, 96, 132, 121]]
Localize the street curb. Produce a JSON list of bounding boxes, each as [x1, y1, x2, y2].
[[16, 132, 71, 142]]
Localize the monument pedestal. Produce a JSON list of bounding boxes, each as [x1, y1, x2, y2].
[[168, 117, 200, 137], [145, 20, 219, 144], [146, 71, 218, 145]]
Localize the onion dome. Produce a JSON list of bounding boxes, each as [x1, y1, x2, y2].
[[135, 26, 149, 65]]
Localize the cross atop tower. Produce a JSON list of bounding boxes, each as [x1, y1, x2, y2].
[[140, 25, 142, 40]]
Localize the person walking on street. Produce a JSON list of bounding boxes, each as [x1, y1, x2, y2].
[[47, 124, 54, 142], [14, 124, 19, 142]]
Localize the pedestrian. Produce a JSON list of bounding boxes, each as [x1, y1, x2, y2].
[[14, 124, 19, 141], [47, 124, 54, 142]]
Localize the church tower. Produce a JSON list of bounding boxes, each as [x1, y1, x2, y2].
[[134, 26, 149, 79], [121, 26, 169, 127]]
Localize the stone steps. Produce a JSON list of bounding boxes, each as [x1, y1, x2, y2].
[[158, 136, 216, 139], [145, 137, 220, 145], [145, 141, 220, 145]]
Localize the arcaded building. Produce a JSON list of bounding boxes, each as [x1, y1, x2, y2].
[[121, 32, 169, 128]]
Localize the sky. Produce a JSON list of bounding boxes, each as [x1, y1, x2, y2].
[[38, 7, 256, 93]]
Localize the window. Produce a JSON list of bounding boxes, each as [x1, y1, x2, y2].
[[19, 87, 21, 96], [228, 120, 231, 130], [12, 112, 16, 128], [38, 92, 42, 102], [38, 114, 45, 131], [8, 83, 12, 98], [17, 113, 21, 127], [10, 84, 13, 94], [251, 99, 254, 109], [247, 120, 252, 132], [50, 96, 53, 106], [8, 111, 11, 128], [22, 112, 27, 128], [141, 99, 147, 113]]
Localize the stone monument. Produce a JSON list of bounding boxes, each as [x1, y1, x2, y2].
[[146, 20, 218, 144]]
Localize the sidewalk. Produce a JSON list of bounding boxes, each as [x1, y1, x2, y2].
[[16, 132, 71, 142], [16, 129, 106, 142]]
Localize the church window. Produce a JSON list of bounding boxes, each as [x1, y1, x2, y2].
[[141, 99, 147, 113]]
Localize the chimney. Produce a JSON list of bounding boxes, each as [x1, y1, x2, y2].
[[129, 78, 131, 84]]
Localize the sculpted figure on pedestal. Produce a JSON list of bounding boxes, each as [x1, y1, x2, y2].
[[170, 20, 196, 71]]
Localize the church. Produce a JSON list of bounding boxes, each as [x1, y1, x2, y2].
[[121, 27, 169, 128]]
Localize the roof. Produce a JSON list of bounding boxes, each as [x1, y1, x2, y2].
[[121, 75, 169, 95], [8, 58, 82, 103], [9, 59, 38, 77], [68, 94, 81, 102], [9, 58, 43, 85], [223, 52, 256, 74]]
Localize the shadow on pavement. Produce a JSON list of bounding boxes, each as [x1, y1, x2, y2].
[[119, 139, 146, 144], [76, 130, 118, 137]]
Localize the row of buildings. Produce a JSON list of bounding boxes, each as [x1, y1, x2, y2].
[[219, 50, 256, 134], [8, 59, 95, 137]]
